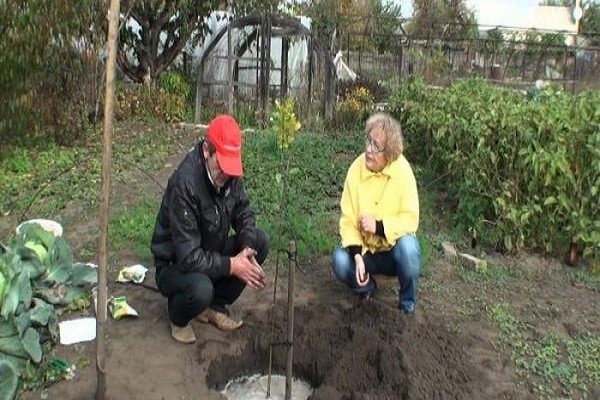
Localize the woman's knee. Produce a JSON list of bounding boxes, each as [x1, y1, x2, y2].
[[332, 247, 352, 280], [393, 235, 421, 278]]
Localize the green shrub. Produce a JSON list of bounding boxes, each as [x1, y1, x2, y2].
[[388, 76, 600, 262], [115, 84, 188, 123], [158, 72, 191, 101], [234, 102, 260, 129], [337, 76, 390, 103], [0, 2, 102, 145], [334, 86, 375, 130]]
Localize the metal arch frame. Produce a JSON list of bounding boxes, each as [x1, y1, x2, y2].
[[194, 12, 336, 124]]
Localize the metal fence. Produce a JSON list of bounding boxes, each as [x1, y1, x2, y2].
[[340, 30, 600, 93]]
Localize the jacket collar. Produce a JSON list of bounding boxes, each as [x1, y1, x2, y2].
[[359, 153, 400, 181]]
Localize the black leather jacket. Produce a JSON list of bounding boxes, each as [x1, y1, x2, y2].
[[150, 143, 257, 279]]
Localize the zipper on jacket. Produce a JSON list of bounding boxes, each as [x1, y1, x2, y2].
[[214, 204, 223, 228]]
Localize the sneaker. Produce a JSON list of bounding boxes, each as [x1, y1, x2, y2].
[[198, 309, 243, 331], [170, 322, 197, 343]]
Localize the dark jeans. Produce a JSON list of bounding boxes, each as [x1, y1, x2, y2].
[[155, 229, 269, 327]]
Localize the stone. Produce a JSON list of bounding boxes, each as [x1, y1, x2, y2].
[[441, 242, 458, 258]]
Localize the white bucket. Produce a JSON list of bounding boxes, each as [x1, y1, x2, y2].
[[16, 219, 63, 237]]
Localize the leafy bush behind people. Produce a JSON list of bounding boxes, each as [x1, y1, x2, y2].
[[389, 76, 600, 265]]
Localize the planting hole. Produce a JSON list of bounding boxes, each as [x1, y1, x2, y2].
[[221, 374, 312, 400]]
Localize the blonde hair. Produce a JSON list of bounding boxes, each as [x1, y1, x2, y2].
[[365, 113, 404, 161]]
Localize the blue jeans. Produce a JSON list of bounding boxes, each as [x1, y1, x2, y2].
[[332, 234, 421, 312]]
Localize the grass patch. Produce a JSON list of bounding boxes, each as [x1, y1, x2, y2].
[[487, 303, 600, 398], [567, 268, 600, 291], [0, 123, 186, 219], [1, 144, 99, 217], [488, 303, 520, 335], [420, 279, 452, 296], [418, 234, 433, 277], [456, 259, 526, 287], [108, 198, 159, 261]]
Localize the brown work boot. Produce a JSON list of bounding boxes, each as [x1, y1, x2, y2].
[[170, 322, 197, 343], [197, 309, 243, 331]]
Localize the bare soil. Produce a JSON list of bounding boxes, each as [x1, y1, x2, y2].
[[10, 124, 600, 400]]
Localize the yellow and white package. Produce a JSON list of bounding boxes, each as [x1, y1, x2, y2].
[[108, 296, 139, 320], [116, 264, 148, 284]]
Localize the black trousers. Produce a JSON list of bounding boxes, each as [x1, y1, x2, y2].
[[156, 229, 270, 327]]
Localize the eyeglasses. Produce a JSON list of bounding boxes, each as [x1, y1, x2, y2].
[[364, 134, 385, 154]]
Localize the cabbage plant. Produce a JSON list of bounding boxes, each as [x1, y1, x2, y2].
[[0, 223, 97, 400]]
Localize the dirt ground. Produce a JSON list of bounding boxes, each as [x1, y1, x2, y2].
[[17, 251, 600, 400], [11, 125, 600, 400], [16, 261, 513, 400]]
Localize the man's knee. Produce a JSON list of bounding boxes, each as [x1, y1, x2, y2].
[[184, 276, 214, 308]]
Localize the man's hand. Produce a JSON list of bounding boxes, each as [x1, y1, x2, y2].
[[230, 247, 266, 289], [354, 254, 370, 287], [359, 213, 376, 234]]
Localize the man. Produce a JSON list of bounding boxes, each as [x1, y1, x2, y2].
[[151, 114, 269, 343], [332, 112, 421, 314]]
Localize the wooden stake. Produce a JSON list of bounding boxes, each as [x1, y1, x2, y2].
[[285, 240, 296, 400], [97, 1, 120, 399]]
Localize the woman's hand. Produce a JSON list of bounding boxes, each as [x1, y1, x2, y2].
[[354, 254, 370, 287], [359, 213, 376, 234]]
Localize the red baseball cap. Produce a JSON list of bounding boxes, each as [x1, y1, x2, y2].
[[207, 115, 243, 176]]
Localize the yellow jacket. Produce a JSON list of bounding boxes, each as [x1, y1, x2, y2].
[[339, 153, 419, 254]]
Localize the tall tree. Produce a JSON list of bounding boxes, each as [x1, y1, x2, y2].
[[117, 0, 284, 84], [369, 0, 403, 53], [408, 0, 477, 40], [229, 0, 279, 16], [117, 1, 221, 83], [299, 0, 350, 53], [0, 1, 104, 142], [300, 0, 403, 53], [582, 2, 600, 39]]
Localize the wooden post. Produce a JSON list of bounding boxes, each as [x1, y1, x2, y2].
[[228, 24, 234, 115], [324, 55, 335, 121], [398, 39, 403, 81], [307, 36, 313, 115], [263, 12, 272, 126], [97, 0, 120, 398], [281, 37, 289, 100], [285, 240, 296, 400], [259, 14, 267, 122], [194, 60, 204, 124]]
